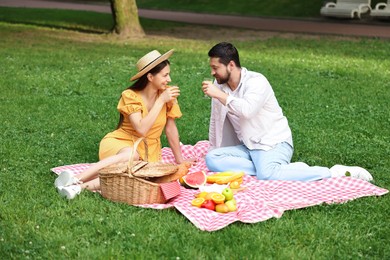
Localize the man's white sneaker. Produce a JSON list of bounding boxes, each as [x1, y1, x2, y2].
[[58, 185, 82, 200], [54, 170, 81, 188], [330, 165, 373, 182]]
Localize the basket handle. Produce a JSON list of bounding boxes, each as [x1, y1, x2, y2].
[[127, 137, 148, 173]]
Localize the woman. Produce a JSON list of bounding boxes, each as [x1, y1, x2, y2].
[[55, 49, 191, 199]]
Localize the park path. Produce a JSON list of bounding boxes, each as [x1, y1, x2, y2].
[[0, 0, 389, 38]]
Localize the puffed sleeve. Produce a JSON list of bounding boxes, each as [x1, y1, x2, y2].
[[166, 101, 182, 119], [117, 89, 142, 116]]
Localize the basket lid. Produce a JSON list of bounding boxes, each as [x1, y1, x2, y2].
[[99, 161, 147, 175], [99, 162, 127, 174], [131, 162, 178, 178]]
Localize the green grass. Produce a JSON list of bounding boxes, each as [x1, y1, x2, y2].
[[1, 6, 390, 259]]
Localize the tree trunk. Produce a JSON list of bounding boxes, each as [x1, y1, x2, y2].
[[110, 0, 145, 38]]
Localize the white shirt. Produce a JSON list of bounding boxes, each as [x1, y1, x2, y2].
[[208, 68, 293, 151]]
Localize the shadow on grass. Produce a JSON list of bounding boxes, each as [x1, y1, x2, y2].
[[0, 7, 113, 34], [1, 20, 110, 34]]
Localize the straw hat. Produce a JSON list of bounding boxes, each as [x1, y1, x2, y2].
[[130, 49, 174, 81]]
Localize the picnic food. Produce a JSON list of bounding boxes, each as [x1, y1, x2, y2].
[[180, 170, 207, 189], [215, 172, 245, 184], [230, 180, 241, 189], [201, 199, 216, 211], [191, 197, 205, 208], [225, 199, 237, 212], [195, 191, 208, 198], [222, 188, 234, 201], [205, 191, 220, 200], [210, 193, 225, 204], [192, 190, 237, 213], [206, 171, 235, 183], [206, 171, 245, 184], [215, 203, 229, 213]]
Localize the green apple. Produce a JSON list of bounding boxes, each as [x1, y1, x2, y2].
[[222, 188, 234, 201], [225, 200, 237, 212], [228, 198, 236, 205]]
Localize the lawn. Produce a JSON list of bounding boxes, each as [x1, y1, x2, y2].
[[0, 6, 389, 259]]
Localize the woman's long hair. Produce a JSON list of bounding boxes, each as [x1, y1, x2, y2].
[[116, 60, 170, 129]]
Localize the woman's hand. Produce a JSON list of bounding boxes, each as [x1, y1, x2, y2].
[[160, 86, 180, 103], [186, 158, 198, 165], [177, 157, 198, 165]]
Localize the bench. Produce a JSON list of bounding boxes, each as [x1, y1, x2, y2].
[[370, 0, 390, 19], [320, 0, 371, 19]]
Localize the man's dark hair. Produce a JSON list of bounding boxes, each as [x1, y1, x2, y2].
[[208, 42, 241, 68]]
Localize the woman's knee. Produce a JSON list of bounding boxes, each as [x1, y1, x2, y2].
[[116, 147, 139, 162]]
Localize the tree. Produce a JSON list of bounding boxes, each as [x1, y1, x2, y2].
[[110, 0, 145, 38]]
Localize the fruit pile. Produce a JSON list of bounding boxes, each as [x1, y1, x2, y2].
[[191, 187, 237, 213], [206, 171, 244, 185], [180, 171, 207, 189], [180, 171, 244, 190]]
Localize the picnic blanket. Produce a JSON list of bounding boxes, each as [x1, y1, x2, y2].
[[51, 141, 388, 232]]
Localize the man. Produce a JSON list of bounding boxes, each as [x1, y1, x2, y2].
[[201, 42, 373, 182]]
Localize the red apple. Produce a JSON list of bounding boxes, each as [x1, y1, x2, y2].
[[201, 199, 216, 211]]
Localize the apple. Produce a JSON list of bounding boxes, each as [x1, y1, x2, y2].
[[225, 200, 237, 212], [215, 203, 229, 213], [229, 198, 237, 205], [222, 188, 234, 201], [201, 200, 215, 211]]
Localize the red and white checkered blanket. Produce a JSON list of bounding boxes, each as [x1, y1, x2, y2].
[[51, 140, 388, 232]]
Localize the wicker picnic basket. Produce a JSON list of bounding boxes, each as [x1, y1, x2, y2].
[[99, 137, 179, 205]]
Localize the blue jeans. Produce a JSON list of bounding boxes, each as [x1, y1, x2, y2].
[[205, 142, 331, 181]]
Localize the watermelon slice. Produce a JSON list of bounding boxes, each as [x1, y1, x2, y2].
[[181, 171, 207, 189]]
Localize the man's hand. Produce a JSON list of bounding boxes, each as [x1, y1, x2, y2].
[[202, 80, 218, 98], [202, 80, 228, 105]]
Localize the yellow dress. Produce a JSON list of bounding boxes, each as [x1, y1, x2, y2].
[[99, 88, 182, 162]]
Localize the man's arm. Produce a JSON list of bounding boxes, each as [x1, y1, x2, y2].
[[226, 77, 271, 119]]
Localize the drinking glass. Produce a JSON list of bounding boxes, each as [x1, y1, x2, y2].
[[202, 77, 213, 99], [169, 85, 179, 103]]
